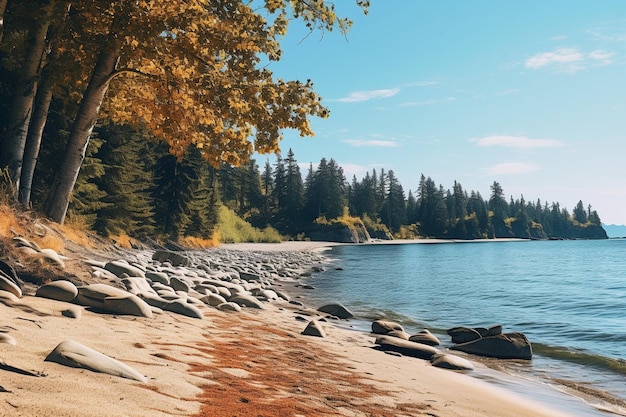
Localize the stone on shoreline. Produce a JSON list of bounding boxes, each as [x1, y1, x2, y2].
[[317, 303, 353, 319], [372, 320, 404, 335], [103, 295, 154, 318], [374, 335, 439, 359], [104, 260, 145, 278], [230, 294, 265, 309], [430, 353, 474, 371], [0, 271, 22, 298], [45, 340, 147, 382], [447, 326, 482, 344], [409, 329, 440, 346], [36, 280, 78, 302], [163, 300, 204, 319], [450, 332, 532, 360], [302, 320, 326, 338]]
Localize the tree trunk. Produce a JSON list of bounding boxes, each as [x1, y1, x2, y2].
[[0, 2, 52, 189], [44, 41, 121, 223], [0, 0, 7, 44], [18, 69, 54, 206]]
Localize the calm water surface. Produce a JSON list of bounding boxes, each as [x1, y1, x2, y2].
[[304, 239, 626, 415]]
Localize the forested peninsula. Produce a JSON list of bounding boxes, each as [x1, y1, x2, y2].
[[0, 1, 606, 245]]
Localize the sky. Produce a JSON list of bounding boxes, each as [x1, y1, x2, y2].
[[262, 1, 626, 225]]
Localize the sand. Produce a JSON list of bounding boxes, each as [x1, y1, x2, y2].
[[0, 240, 581, 417]]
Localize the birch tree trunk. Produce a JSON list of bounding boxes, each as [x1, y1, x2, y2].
[[44, 41, 121, 223], [0, 2, 52, 189], [18, 69, 54, 206]]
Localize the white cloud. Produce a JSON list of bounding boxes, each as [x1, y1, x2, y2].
[[524, 47, 616, 73], [399, 97, 456, 107], [475, 135, 565, 149], [336, 88, 400, 103], [496, 88, 520, 96], [342, 139, 399, 148], [401, 81, 439, 87], [487, 162, 541, 175]]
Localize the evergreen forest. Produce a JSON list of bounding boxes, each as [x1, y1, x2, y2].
[[0, 1, 607, 243]]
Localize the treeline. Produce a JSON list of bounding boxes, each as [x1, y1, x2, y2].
[[2, 121, 605, 242]]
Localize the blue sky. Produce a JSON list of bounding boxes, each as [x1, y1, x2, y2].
[[263, 1, 626, 225]]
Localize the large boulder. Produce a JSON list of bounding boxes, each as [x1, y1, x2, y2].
[[317, 303, 353, 319], [36, 280, 78, 302], [45, 340, 147, 382], [0, 261, 21, 298], [374, 335, 439, 359], [372, 320, 404, 335], [450, 332, 532, 360]]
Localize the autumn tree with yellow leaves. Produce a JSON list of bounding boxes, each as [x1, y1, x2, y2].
[[0, 0, 369, 223]]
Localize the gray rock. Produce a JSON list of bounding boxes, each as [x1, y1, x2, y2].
[[45, 340, 147, 382], [387, 330, 411, 340], [217, 302, 242, 312], [447, 326, 482, 344], [201, 293, 227, 307], [139, 294, 171, 309], [104, 260, 145, 278], [409, 329, 440, 346], [0, 289, 20, 302], [163, 300, 204, 319], [302, 320, 326, 337], [103, 295, 154, 318], [430, 353, 474, 371], [374, 335, 439, 360], [145, 271, 169, 285], [152, 250, 190, 267], [316, 303, 353, 319], [122, 277, 157, 296], [450, 332, 533, 360], [169, 276, 191, 293], [36, 280, 78, 302], [230, 294, 265, 309], [372, 320, 404, 335]]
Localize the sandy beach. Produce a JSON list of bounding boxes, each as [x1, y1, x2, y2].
[[0, 239, 579, 417]]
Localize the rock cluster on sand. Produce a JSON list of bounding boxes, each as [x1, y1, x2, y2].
[[448, 325, 533, 360], [2, 241, 332, 383], [371, 319, 474, 371]]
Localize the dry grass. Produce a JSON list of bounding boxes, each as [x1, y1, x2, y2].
[[181, 235, 220, 249]]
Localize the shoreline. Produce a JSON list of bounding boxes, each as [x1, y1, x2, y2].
[[0, 240, 611, 416]]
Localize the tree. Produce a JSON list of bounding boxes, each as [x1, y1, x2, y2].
[[381, 170, 406, 232], [37, 0, 368, 223], [573, 200, 587, 224]]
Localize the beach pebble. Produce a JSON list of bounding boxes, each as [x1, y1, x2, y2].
[[375, 335, 439, 360], [45, 340, 147, 382], [163, 300, 204, 319], [409, 329, 440, 346], [103, 295, 154, 318], [430, 353, 474, 371], [36, 280, 78, 302], [316, 303, 353, 319], [230, 294, 265, 309], [301, 320, 326, 338], [372, 320, 404, 335], [387, 330, 411, 340], [201, 293, 227, 307], [104, 260, 145, 278], [447, 326, 482, 344], [217, 302, 242, 312]]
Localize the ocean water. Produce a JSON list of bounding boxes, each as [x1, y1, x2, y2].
[[302, 239, 626, 416]]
